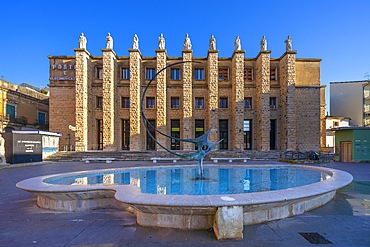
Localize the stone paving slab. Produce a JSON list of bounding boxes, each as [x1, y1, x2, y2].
[[0, 160, 370, 246]]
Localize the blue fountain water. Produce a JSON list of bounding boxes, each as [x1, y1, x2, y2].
[[45, 166, 330, 196]]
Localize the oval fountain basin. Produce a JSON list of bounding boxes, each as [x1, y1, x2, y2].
[[16, 164, 353, 233]]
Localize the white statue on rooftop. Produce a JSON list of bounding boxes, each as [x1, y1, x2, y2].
[[106, 32, 113, 49], [260, 36, 267, 51], [209, 34, 216, 50], [158, 33, 165, 49], [132, 34, 139, 49], [78, 33, 87, 49], [285, 35, 292, 52], [183, 33, 192, 50], [234, 35, 241, 51]]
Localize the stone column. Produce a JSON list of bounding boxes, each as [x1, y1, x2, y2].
[[231, 50, 245, 150], [156, 49, 167, 150], [279, 51, 297, 150], [182, 50, 193, 150], [74, 47, 91, 151], [255, 51, 271, 151], [102, 48, 117, 151], [129, 48, 142, 151], [207, 50, 219, 144]]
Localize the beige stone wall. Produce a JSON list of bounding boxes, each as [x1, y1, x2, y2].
[[182, 51, 193, 150], [207, 51, 219, 143], [156, 50, 167, 150], [255, 51, 271, 151], [129, 50, 142, 151], [231, 51, 245, 150], [296, 87, 321, 151]]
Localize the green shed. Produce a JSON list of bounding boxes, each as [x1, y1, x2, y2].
[[334, 127, 370, 162]]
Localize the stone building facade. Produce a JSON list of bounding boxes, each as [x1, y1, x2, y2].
[[49, 34, 322, 152], [0, 79, 49, 132]]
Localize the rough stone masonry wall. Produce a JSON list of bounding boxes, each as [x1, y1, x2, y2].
[[182, 51, 193, 150], [280, 52, 297, 150], [255, 51, 271, 151], [207, 51, 219, 143], [296, 87, 320, 151], [156, 50, 167, 150], [102, 49, 116, 151], [74, 49, 90, 151], [231, 51, 245, 150], [129, 50, 142, 151]]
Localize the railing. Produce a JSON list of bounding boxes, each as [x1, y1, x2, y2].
[[281, 150, 334, 162]]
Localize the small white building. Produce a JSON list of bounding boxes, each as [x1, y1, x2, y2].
[[325, 116, 350, 153]]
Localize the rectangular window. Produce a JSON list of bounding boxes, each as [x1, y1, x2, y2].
[[171, 120, 180, 150], [219, 120, 228, 150], [171, 97, 180, 109], [146, 97, 156, 108], [96, 66, 103, 79], [146, 68, 156, 80], [270, 97, 277, 109], [244, 67, 253, 81], [38, 112, 46, 125], [244, 120, 252, 150], [219, 97, 228, 109], [270, 68, 277, 81], [6, 104, 16, 121], [122, 68, 130, 80], [171, 69, 180, 80], [96, 96, 103, 109], [270, 119, 276, 150], [121, 97, 130, 108], [195, 97, 204, 109], [122, 119, 130, 150], [195, 120, 204, 150], [194, 68, 205, 80], [218, 67, 229, 81], [244, 97, 252, 109]]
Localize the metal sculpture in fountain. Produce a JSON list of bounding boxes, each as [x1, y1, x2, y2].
[[141, 61, 223, 179]]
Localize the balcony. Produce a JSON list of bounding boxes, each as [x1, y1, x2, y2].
[[364, 105, 370, 113]]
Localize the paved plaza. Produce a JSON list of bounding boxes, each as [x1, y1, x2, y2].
[[0, 160, 369, 247]]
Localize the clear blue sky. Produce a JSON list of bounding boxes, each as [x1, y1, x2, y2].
[[1, 0, 369, 113]]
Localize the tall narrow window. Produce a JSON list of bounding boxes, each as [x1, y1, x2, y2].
[[96, 96, 103, 109], [270, 97, 277, 109], [219, 97, 228, 108], [195, 120, 204, 150], [146, 97, 155, 108], [195, 97, 204, 109], [171, 68, 180, 80], [194, 68, 205, 80], [121, 97, 130, 108], [244, 120, 252, 150], [38, 112, 46, 125], [171, 97, 180, 109], [218, 67, 229, 81], [122, 119, 130, 150], [146, 68, 156, 80], [97, 119, 103, 150], [244, 97, 252, 109], [171, 120, 180, 150], [146, 120, 156, 150], [122, 68, 130, 80], [96, 66, 103, 79], [219, 120, 228, 150], [6, 104, 16, 121], [270, 119, 276, 150], [244, 67, 253, 81], [270, 68, 277, 81]]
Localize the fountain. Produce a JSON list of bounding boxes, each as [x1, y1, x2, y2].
[[16, 62, 353, 240]]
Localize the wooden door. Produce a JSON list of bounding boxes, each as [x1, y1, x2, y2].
[[340, 141, 352, 162]]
